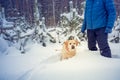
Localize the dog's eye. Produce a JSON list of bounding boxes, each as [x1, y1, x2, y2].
[[69, 43, 71, 45], [74, 43, 75, 45]]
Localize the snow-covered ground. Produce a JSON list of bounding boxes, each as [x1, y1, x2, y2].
[[0, 40, 120, 80]]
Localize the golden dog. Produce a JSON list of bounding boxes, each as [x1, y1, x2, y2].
[[61, 40, 79, 60]]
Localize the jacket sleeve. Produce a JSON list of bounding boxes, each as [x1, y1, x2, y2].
[[81, 5, 87, 33], [105, 0, 116, 30]]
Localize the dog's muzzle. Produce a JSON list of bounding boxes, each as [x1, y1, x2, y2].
[[71, 45, 75, 49]]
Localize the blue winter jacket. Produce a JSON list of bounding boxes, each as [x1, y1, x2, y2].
[[81, 0, 116, 33]]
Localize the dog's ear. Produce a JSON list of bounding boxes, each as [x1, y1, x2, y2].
[[75, 40, 80, 46], [63, 40, 69, 50], [64, 40, 68, 46]]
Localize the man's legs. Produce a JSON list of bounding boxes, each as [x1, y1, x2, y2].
[[87, 29, 98, 51], [96, 28, 111, 58]]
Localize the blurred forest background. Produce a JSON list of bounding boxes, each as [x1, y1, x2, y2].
[[0, 0, 120, 27]]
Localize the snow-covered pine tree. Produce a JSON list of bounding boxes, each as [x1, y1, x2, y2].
[[13, 16, 34, 53], [0, 7, 15, 45], [33, 0, 56, 46], [1, 6, 32, 54], [110, 16, 120, 43], [39, 17, 47, 47], [59, 1, 86, 42], [33, 0, 47, 46], [0, 7, 34, 53]]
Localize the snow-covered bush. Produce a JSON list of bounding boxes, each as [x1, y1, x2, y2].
[[59, 1, 86, 42], [110, 16, 120, 43], [0, 37, 8, 55]]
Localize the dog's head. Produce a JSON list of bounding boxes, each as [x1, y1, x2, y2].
[[64, 40, 79, 52]]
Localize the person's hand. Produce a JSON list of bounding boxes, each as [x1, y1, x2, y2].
[[105, 27, 112, 33], [81, 29, 85, 33]]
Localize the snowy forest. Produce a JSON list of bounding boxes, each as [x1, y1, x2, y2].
[[0, 0, 88, 53], [0, 0, 120, 80], [0, 0, 120, 53]]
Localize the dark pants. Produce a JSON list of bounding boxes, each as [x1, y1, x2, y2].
[[87, 27, 111, 58]]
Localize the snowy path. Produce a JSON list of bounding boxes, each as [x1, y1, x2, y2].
[[20, 42, 120, 80], [18, 54, 61, 80], [28, 44, 120, 80]]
